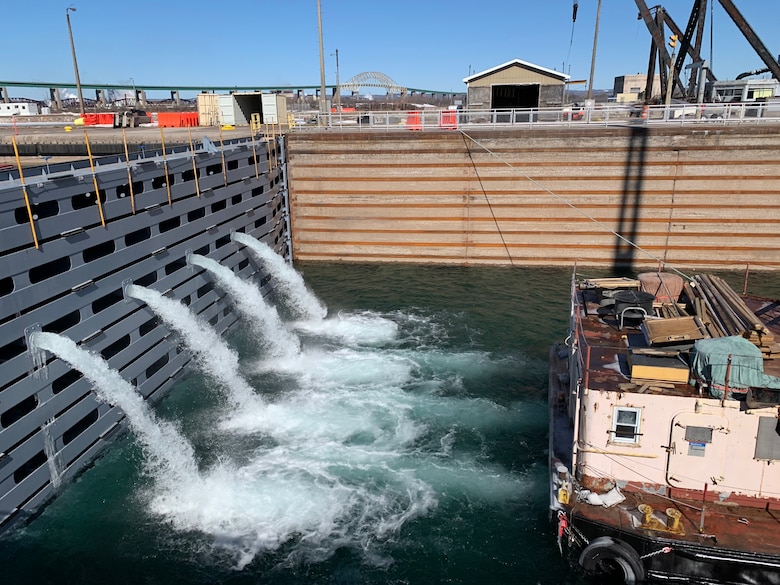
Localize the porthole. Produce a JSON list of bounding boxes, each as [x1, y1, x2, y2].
[[145, 354, 169, 379], [197, 282, 213, 298], [29, 256, 71, 283], [215, 235, 230, 248], [187, 208, 205, 222], [45, 310, 80, 334], [159, 216, 181, 233], [14, 200, 59, 223], [211, 200, 227, 213], [231, 194, 242, 205], [125, 226, 151, 246], [139, 317, 157, 336], [134, 271, 157, 287], [13, 450, 46, 484], [227, 159, 238, 171], [91, 288, 123, 314], [0, 276, 13, 297], [0, 337, 26, 363], [165, 258, 186, 275], [101, 334, 131, 360], [1, 395, 38, 428], [83, 240, 116, 263], [52, 369, 82, 394], [72, 190, 106, 210], [206, 163, 222, 176], [254, 216, 267, 228], [62, 409, 99, 445], [252, 186, 264, 197]]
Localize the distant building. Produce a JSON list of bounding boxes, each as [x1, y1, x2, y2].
[[613, 74, 661, 103], [463, 59, 569, 110], [0, 102, 40, 116], [711, 78, 780, 102]]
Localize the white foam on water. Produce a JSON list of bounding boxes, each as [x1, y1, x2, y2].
[[232, 233, 327, 321], [126, 285, 258, 409], [149, 447, 438, 569], [293, 310, 399, 346], [188, 254, 300, 358]]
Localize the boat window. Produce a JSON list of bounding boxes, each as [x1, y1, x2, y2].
[[754, 417, 780, 461], [611, 407, 642, 444]]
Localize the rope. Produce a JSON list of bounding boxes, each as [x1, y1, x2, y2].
[[641, 546, 673, 560], [461, 133, 514, 265], [457, 130, 692, 282]]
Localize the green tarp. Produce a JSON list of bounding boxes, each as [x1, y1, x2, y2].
[[690, 336, 780, 399]]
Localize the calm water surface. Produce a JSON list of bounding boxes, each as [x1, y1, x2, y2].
[[1, 263, 776, 585]]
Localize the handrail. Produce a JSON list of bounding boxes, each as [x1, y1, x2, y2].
[[292, 101, 780, 132]]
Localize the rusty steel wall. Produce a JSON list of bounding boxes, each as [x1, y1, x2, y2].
[[286, 125, 780, 271]]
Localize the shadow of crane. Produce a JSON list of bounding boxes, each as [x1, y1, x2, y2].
[[612, 125, 649, 274]]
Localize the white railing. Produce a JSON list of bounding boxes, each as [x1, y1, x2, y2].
[[291, 102, 780, 132]]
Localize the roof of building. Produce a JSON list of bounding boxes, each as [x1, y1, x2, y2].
[[462, 59, 570, 84]]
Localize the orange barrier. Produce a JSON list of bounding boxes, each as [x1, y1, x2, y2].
[[406, 111, 422, 130], [157, 112, 200, 127], [439, 110, 458, 130], [83, 113, 121, 126]]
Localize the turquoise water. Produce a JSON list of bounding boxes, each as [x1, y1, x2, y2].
[[1, 264, 775, 585]]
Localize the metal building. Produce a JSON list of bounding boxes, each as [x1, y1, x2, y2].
[[462, 59, 570, 110]]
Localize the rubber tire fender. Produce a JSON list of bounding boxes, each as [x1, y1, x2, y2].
[[578, 536, 645, 584]]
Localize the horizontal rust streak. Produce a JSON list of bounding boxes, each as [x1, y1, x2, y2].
[[292, 159, 780, 169], [292, 189, 780, 197], [294, 216, 780, 224], [291, 175, 780, 183], [295, 228, 780, 238], [295, 240, 776, 252], [292, 252, 780, 268]]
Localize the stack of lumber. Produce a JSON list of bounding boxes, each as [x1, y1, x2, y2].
[[686, 274, 779, 358]]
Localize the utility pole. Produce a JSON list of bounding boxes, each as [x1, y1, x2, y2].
[[586, 0, 602, 102], [66, 5, 85, 117], [665, 34, 678, 107], [331, 49, 340, 112], [317, 0, 327, 122]]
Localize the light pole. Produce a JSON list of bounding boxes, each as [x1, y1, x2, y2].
[[331, 49, 340, 112], [129, 77, 136, 106], [66, 6, 85, 117], [586, 0, 602, 102], [316, 0, 327, 122]]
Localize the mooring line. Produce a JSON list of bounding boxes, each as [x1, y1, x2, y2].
[[457, 129, 691, 281], [461, 132, 515, 265]]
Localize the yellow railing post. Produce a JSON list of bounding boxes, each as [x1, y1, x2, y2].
[[11, 135, 39, 249], [159, 126, 173, 206], [187, 126, 202, 197], [218, 125, 227, 186], [83, 130, 107, 227], [249, 130, 259, 180], [121, 128, 136, 214]]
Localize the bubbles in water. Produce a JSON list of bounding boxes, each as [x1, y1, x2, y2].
[[44, 273, 529, 571]]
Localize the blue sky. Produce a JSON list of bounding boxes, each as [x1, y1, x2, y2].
[[4, 1, 778, 97]]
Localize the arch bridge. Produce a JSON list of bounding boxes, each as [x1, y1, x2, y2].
[[339, 72, 407, 96]]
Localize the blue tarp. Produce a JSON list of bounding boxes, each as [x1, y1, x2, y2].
[[690, 336, 780, 399]]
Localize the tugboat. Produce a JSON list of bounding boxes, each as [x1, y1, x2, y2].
[[550, 269, 780, 584]]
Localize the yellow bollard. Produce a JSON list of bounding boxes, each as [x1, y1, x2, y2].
[[666, 508, 682, 532], [638, 504, 654, 525]]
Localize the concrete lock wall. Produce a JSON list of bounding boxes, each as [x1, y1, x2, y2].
[[286, 125, 780, 271]]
